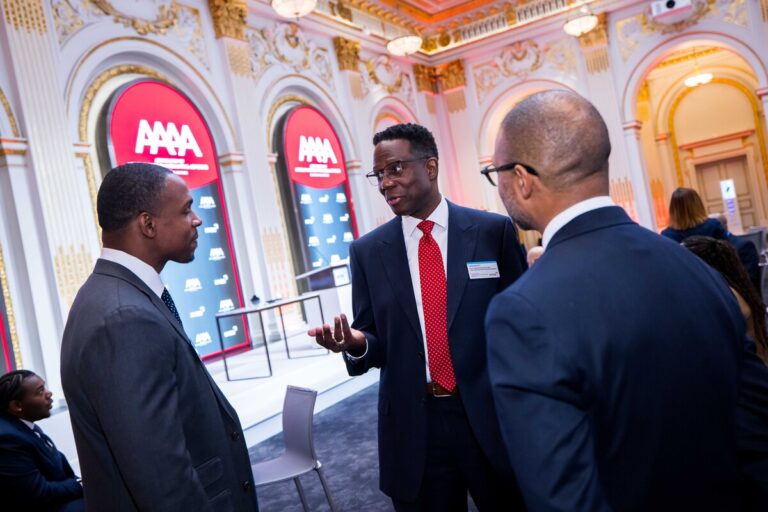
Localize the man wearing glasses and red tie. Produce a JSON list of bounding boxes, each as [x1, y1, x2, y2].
[[309, 123, 527, 511]]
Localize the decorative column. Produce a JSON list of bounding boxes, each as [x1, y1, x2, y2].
[[333, 37, 367, 100], [622, 121, 657, 229], [0, 0, 100, 392], [0, 137, 70, 396]]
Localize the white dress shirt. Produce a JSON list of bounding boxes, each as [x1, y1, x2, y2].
[[402, 196, 449, 383], [346, 196, 449, 383], [20, 418, 36, 430], [100, 248, 165, 298], [541, 196, 615, 249]]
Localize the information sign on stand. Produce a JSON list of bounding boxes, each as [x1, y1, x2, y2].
[[108, 81, 248, 359], [720, 179, 744, 235]]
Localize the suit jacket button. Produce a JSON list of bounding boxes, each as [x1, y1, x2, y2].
[[231, 431, 240, 441], [243, 480, 251, 491]]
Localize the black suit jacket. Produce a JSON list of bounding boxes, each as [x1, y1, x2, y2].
[[0, 414, 83, 511], [61, 259, 258, 511], [345, 201, 527, 501], [486, 206, 765, 511]]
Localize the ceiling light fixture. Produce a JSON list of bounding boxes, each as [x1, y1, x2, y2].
[[684, 48, 713, 88], [563, 4, 599, 37], [271, 0, 317, 19], [385, 1, 422, 57], [386, 34, 423, 56]]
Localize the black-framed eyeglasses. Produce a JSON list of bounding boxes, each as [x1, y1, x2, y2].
[[365, 156, 434, 186], [480, 162, 539, 186]]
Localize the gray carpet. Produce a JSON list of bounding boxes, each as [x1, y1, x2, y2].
[[249, 383, 392, 512]]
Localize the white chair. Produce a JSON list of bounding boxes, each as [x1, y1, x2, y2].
[[251, 386, 338, 512]]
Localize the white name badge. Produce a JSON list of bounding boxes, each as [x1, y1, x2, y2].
[[467, 261, 500, 279]]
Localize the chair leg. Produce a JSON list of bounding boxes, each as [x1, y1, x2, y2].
[[316, 465, 338, 512], [294, 477, 310, 512]]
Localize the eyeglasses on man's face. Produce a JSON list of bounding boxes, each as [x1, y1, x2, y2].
[[480, 161, 540, 187], [365, 156, 434, 186]]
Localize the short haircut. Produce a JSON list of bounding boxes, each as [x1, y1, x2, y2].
[[97, 163, 173, 232], [373, 123, 439, 159], [0, 369, 35, 415], [668, 187, 708, 230], [499, 90, 611, 191]]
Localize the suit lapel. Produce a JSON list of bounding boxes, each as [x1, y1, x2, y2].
[[446, 202, 477, 331], [377, 218, 423, 341], [94, 259, 238, 423]]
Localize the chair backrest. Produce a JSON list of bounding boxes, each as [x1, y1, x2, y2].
[[734, 231, 763, 255], [746, 227, 766, 254], [282, 385, 319, 461]]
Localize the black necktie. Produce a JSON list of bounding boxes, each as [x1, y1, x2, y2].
[[33, 424, 54, 450], [161, 288, 183, 326]]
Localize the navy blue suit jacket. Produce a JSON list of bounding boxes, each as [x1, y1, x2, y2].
[[345, 201, 527, 501], [0, 415, 83, 511], [486, 206, 764, 512]]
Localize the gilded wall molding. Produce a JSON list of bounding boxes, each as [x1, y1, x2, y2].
[[78, 65, 167, 142], [413, 64, 438, 94], [248, 23, 334, 90], [2, 0, 47, 34], [226, 43, 252, 76], [610, 177, 638, 222], [266, 95, 310, 148], [762, 0, 768, 22], [473, 38, 577, 103], [0, 244, 22, 369], [651, 178, 670, 228], [438, 60, 466, 92], [333, 36, 361, 72], [329, 1, 353, 22], [54, 244, 93, 308], [0, 88, 20, 138], [208, 0, 247, 41], [615, 0, 746, 62], [52, 1, 209, 70], [90, 0, 179, 35], [578, 13, 609, 74]]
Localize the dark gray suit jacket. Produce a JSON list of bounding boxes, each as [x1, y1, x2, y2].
[[61, 259, 258, 511]]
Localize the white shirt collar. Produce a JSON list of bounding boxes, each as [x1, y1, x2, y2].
[[100, 248, 166, 298], [402, 195, 449, 238], [542, 196, 615, 249], [20, 418, 35, 430]]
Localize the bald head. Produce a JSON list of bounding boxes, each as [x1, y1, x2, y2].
[[498, 90, 611, 191]]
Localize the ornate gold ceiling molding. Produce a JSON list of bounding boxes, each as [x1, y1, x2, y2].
[[0, 88, 20, 138], [333, 37, 361, 72], [2, 0, 47, 34], [208, 0, 247, 40]]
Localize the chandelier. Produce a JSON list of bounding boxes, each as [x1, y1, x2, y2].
[[563, 5, 598, 37], [271, 0, 317, 18], [684, 48, 713, 88], [386, 34, 423, 57]]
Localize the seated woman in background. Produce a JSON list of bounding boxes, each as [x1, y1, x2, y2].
[[661, 187, 727, 242], [682, 235, 768, 365]]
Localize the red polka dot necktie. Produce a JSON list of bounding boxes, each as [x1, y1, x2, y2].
[[417, 220, 456, 391]]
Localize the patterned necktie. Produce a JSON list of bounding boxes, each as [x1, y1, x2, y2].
[[33, 424, 54, 450], [161, 288, 183, 326], [417, 220, 456, 391]]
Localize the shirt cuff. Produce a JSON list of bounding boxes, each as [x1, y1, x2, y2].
[[343, 338, 368, 361]]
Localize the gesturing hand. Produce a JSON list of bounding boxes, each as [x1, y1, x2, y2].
[[307, 313, 366, 356]]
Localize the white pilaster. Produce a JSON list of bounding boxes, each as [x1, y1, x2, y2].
[[622, 120, 657, 229]]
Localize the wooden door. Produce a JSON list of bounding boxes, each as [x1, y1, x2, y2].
[[695, 155, 754, 229]]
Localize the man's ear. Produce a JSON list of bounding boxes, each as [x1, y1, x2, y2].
[[515, 165, 534, 200], [137, 212, 157, 239], [8, 399, 22, 415], [426, 157, 439, 181]]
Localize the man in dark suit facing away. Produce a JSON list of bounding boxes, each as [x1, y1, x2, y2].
[[485, 90, 768, 511], [61, 163, 258, 511], [310, 123, 527, 511], [0, 370, 83, 512]]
